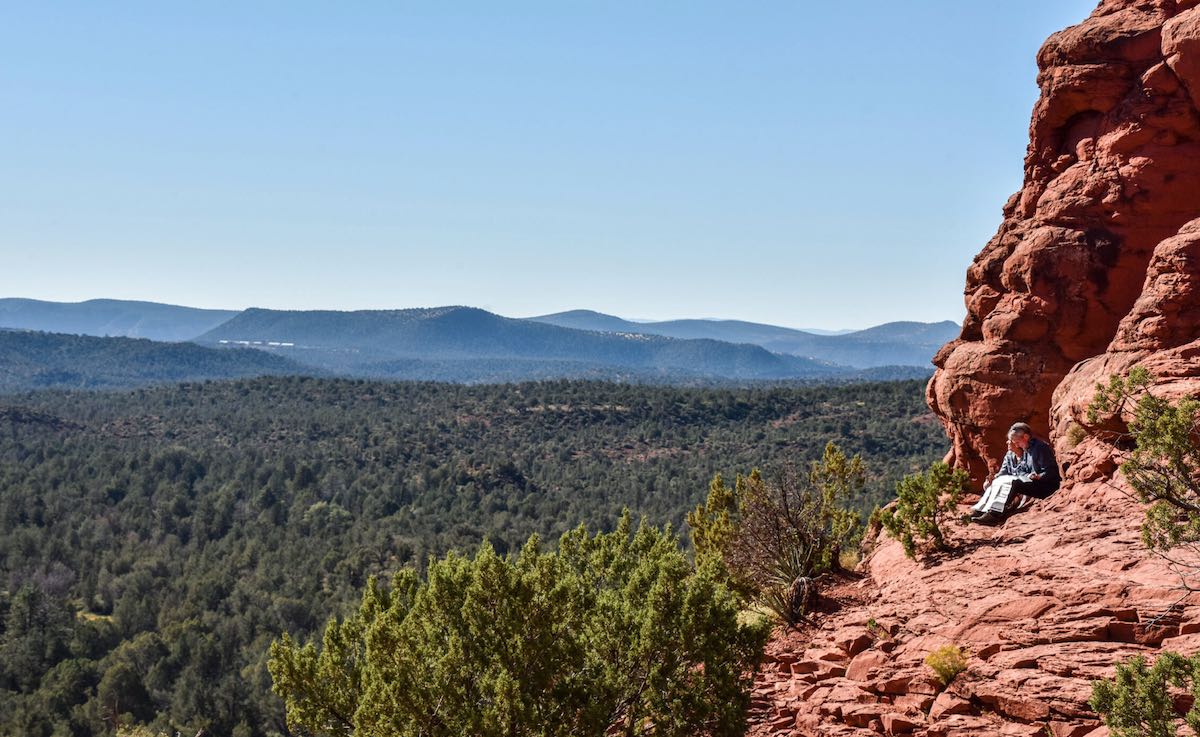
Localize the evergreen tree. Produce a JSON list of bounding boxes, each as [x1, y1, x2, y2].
[[878, 462, 968, 559], [270, 515, 768, 737]]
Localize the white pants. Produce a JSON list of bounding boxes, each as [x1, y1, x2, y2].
[[972, 474, 1019, 515]]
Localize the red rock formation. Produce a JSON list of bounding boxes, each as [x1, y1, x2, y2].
[[749, 2, 1200, 734], [1051, 216, 1200, 483], [928, 0, 1200, 482]]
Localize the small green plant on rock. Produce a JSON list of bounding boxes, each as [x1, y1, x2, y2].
[[879, 462, 969, 559], [1089, 367, 1200, 562], [865, 616, 892, 642], [1089, 652, 1200, 737], [1065, 421, 1088, 449], [924, 644, 967, 687]]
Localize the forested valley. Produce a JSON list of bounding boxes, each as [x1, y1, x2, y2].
[[0, 377, 946, 736]]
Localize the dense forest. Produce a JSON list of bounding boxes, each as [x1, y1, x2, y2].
[[0, 377, 947, 736]]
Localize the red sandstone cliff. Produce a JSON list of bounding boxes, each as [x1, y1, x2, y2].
[[928, 0, 1200, 483], [750, 2, 1200, 735]]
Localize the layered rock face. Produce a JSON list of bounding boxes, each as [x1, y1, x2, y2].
[[928, 0, 1200, 481]]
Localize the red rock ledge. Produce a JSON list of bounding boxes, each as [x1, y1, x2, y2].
[[748, 480, 1197, 737]]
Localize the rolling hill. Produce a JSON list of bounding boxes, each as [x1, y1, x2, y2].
[[193, 306, 851, 382], [0, 298, 238, 342], [0, 299, 951, 384], [527, 310, 959, 367]]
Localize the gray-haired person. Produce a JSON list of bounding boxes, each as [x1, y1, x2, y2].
[[970, 422, 1061, 525]]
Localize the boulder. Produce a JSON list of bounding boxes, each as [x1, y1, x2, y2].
[[834, 627, 875, 657], [929, 692, 974, 721], [846, 650, 890, 682], [880, 712, 919, 735]]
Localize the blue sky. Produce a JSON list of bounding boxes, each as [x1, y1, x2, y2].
[[1, 1, 1098, 329]]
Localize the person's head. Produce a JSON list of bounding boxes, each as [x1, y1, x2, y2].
[[1008, 422, 1033, 450]]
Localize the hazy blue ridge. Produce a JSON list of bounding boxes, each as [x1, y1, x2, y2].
[[0, 330, 311, 392], [528, 310, 959, 368], [0, 298, 239, 342], [835, 320, 961, 342], [194, 306, 851, 381], [527, 309, 823, 344], [0, 299, 954, 384]]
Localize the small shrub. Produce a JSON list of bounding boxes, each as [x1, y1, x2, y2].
[[1089, 368, 1200, 566], [879, 462, 969, 559], [865, 617, 891, 641], [867, 505, 882, 532], [691, 443, 867, 626], [924, 644, 967, 686], [1065, 421, 1087, 449], [1089, 652, 1198, 737], [731, 444, 865, 625]]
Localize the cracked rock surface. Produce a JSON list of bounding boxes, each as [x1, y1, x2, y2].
[[748, 482, 1197, 736]]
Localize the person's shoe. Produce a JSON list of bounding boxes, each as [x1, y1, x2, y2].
[[969, 509, 988, 520], [972, 511, 1004, 526]]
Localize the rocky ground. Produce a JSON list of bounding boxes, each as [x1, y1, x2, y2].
[[746, 479, 1200, 737]]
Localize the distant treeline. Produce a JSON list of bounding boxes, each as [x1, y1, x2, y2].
[[0, 377, 946, 736]]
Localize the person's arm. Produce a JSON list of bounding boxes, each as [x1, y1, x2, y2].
[[998, 446, 1018, 477], [989, 442, 1023, 486], [1027, 440, 1055, 480]]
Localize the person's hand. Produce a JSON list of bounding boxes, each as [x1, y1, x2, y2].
[[1030, 472, 1041, 480]]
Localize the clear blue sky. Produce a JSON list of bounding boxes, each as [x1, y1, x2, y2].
[[1, 1, 1098, 330]]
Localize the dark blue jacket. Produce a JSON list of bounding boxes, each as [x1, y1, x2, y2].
[[1026, 437, 1060, 482], [998, 437, 1060, 482]]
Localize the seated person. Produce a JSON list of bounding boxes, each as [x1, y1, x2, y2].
[[971, 422, 1060, 524]]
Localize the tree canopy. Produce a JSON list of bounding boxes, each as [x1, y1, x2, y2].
[[0, 376, 945, 736], [270, 516, 768, 737]]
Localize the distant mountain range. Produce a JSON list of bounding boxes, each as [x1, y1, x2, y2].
[[193, 306, 845, 381], [0, 298, 958, 390], [528, 310, 960, 368], [0, 298, 237, 342]]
